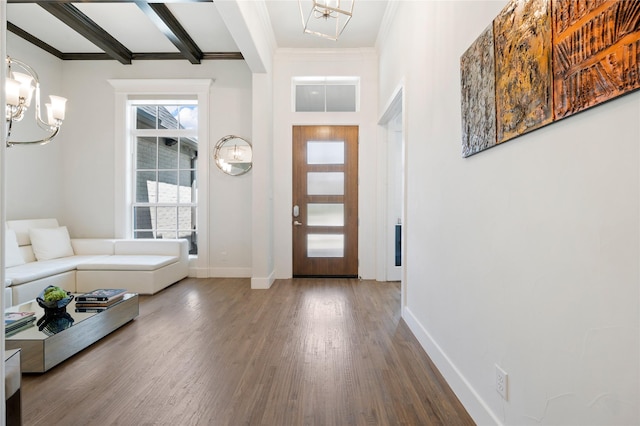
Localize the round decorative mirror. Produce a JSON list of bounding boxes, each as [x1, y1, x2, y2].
[[213, 135, 253, 176]]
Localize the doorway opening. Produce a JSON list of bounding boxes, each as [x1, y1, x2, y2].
[[379, 85, 405, 304]]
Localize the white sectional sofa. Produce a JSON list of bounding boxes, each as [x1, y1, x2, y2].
[[4, 219, 189, 307]]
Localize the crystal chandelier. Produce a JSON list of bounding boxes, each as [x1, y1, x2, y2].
[[5, 56, 67, 147]]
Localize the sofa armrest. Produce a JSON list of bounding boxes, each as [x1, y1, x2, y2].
[[114, 239, 189, 259], [71, 239, 116, 255]]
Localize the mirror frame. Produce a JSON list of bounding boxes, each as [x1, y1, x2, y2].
[[213, 135, 253, 176]]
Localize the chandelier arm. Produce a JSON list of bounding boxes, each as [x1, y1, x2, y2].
[[33, 85, 54, 130], [6, 126, 60, 148], [6, 57, 45, 124], [298, 0, 308, 30], [7, 57, 40, 82], [5, 56, 66, 146], [6, 117, 14, 141]]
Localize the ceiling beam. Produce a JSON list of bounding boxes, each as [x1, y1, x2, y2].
[[39, 2, 133, 64], [7, 22, 64, 59], [136, 2, 202, 64], [60, 52, 244, 61], [10, 0, 212, 3]]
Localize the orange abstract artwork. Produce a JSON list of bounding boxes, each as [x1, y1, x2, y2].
[[460, 0, 640, 157], [494, 0, 553, 145], [553, 0, 640, 119]]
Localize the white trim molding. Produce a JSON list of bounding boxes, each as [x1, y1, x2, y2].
[[108, 79, 213, 275], [251, 270, 275, 290], [210, 267, 252, 278], [402, 306, 501, 426]]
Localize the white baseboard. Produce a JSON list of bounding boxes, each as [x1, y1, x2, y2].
[[251, 270, 275, 289], [188, 267, 209, 278], [188, 267, 274, 288], [402, 306, 500, 426], [209, 267, 252, 278]]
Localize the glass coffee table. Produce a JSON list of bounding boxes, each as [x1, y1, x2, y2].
[[5, 293, 139, 373]]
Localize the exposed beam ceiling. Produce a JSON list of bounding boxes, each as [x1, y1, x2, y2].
[[8, 0, 213, 4], [7, 1, 389, 61], [136, 2, 202, 64], [39, 2, 134, 64], [7, 21, 64, 59], [7, 0, 244, 63]]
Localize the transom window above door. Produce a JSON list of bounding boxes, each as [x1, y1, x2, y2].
[[293, 77, 360, 112]]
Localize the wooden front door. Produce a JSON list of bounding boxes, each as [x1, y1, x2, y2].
[[292, 125, 358, 277]]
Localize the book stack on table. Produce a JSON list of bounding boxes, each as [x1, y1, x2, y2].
[[75, 289, 128, 313], [5, 311, 36, 336]]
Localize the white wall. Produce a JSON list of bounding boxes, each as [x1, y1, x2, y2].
[[216, 0, 277, 288], [272, 48, 380, 279], [7, 32, 254, 276], [378, 2, 639, 425], [6, 34, 65, 220], [1, 0, 8, 410], [251, 72, 275, 288]]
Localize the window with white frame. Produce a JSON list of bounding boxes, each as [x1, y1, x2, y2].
[[293, 77, 360, 112], [130, 101, 199, 255]]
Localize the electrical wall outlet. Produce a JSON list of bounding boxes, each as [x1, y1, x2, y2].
[[495, 364, 508, 400]]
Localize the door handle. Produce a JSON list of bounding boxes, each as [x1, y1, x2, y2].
[[293, 221, 303, 226]]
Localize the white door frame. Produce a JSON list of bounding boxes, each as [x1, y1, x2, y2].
[[378, 82, 406, 303]]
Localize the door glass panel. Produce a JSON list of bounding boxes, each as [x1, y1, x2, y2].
[[307, 141, 344, 164], [308, 204, 344, 227], [307, 234, 344, 258], [307, 172, 344, 195]]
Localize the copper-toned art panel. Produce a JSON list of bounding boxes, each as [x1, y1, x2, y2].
[[494, 0, 553, 144], [553, 0, 640, 119], [461, 24, 497, 157]]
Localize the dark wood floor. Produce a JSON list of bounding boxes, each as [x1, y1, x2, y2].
[[20, 278, 474, 426]]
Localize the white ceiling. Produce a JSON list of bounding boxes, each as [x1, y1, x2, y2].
[[266, 1, 389, 49], [6, 1, 389, 59]]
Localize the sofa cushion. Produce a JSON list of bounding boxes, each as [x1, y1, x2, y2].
[[71, 239, 116, 255], [30, 226, 75, 261], [114, 240, 184, 256], [6, 255, 109, 285], [76, 255, 178, 271], [5, 230, 24, 268], [7, 218, 59, 246]]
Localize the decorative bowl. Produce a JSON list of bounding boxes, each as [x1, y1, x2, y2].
[[36, 286, 74, 310]]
